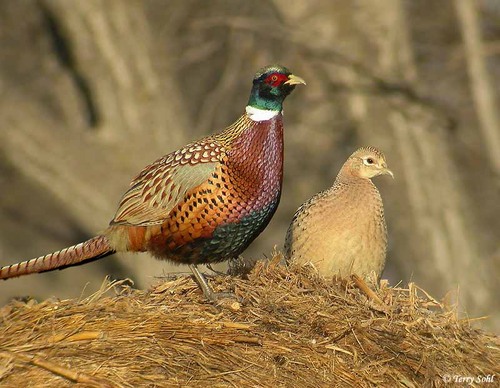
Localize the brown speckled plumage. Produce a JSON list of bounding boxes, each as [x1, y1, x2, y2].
[[0, 65, 305, 299], [107, 114, 286, 264], [284, 146, 393, 282]]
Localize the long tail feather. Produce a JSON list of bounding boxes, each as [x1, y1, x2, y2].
[[0, 235, 114, 279]]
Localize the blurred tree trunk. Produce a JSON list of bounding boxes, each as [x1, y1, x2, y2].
[[6, 0, 189, 228], [454, 0, 500, 175], [0, 0, 191, 297]]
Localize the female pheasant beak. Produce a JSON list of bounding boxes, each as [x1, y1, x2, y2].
[[381, 167, 395, 179], [284, 74, 307, 86]]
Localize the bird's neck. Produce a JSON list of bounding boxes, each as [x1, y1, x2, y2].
[[332, 173, 383, 213], [245, 105, 280, 122], [334, 169, 376, 190], [246, 85, 284, 117], [215, 108, 283, 147], [225, 113, 284, 198]]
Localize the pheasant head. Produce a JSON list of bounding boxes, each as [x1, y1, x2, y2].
[[342, 146, 394, 181], [246, 65, 306, 119]]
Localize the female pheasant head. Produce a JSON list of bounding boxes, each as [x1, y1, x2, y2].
[[246, 65, 306, 121], [343, 146, 394, 180]]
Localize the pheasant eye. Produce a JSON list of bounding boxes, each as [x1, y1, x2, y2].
[[364, 157, 375, 165], [271, 75, 278, 82]]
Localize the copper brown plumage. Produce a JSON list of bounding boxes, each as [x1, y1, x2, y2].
[[284, 146, 393, 282], [0, 65, 306, 300]]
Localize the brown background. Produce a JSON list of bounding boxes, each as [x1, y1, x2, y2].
[[0, 0, 498, 331]]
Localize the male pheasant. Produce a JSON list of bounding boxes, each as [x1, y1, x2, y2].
[[1, 65, 305, 300], [284, 146, 393, 282]]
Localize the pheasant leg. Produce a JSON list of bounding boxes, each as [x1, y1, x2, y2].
[[189, 264, 234, 301]]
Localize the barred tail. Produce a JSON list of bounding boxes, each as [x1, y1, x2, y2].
[[0, 235, 114, 279]]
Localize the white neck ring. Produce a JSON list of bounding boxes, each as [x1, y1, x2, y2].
[[245, 106, 280, 122]]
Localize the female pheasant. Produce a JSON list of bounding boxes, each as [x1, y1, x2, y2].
[[0, 65, 305, 300], [284, 147, 393, 282]]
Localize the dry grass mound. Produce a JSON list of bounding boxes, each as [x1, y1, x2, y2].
[[0, 254, 498, 387]]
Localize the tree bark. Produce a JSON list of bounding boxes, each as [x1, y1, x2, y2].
[[455, 0, 500, 175]]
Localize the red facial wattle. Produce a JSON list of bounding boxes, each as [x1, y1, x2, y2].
[[265, 73, 289, 87]]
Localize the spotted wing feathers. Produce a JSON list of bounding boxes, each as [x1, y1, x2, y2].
[[112, 141, 224, 226]]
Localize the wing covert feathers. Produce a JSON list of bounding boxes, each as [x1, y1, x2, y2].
[[112, 144, 221, 226]]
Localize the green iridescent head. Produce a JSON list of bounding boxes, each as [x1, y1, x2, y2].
[[247, 65, 306, 112]]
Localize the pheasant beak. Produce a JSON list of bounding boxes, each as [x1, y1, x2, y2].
[[381, 168, 395, 179], [285, 74, 307, 86]]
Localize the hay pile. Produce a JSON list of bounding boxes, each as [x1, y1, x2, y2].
[[0, 255, 498, 387]]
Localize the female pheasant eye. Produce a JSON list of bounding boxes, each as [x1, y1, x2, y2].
[[364, 157, 375, 165]]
